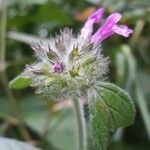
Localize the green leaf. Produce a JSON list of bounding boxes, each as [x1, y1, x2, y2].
[[99, 82, 135, 127], [87, 82, 135, 150], [0, 137, 41, 150], [9, 76, 31, 90]]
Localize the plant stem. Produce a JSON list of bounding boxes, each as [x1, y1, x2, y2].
[[72, 97, 87, 150]]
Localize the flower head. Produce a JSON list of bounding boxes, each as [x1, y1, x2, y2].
[[20, 7, 132, 100]]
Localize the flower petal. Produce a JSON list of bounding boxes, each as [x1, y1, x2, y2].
[[112, 25, 133, 37], [80, 19, 95, 39], [97, 13, 122, 34], [80, 7, 104, 39], [91, 13, 122, 44], [88, 7, 104, 23], [106, 13, 121, 24]]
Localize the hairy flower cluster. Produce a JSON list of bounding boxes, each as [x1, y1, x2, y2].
[[21, 7, 132, 100]]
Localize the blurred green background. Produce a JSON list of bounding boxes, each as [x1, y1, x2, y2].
[[0, 0, 150, 150]]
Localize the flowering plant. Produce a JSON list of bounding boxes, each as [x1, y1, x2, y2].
[[10, 7, 135, 150]]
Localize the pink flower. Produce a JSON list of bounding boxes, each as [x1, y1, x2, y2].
[[88, 7, 105, 23], [53, 63, 63, 73], [80, 8, 104, 39], [81, 8, 133, 44]]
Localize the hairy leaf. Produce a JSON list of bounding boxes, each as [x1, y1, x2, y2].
[[87, 82, 135, 150]]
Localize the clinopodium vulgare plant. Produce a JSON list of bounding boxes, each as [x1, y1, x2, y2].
[[10, 7, 135, 150]]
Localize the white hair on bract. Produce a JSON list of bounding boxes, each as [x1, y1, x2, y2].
[[20, 28, 108, 101]]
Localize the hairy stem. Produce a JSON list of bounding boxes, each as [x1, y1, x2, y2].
[[73, 97, 87, 150]]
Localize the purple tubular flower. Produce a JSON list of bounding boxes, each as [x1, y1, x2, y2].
[[53, 63, 63, 73], [80, 8, 104, 39], [91, 13, 122, 43], [81, 7, 133, 44]]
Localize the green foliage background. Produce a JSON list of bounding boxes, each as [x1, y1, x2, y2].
[[0, 0, 150, 149]]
